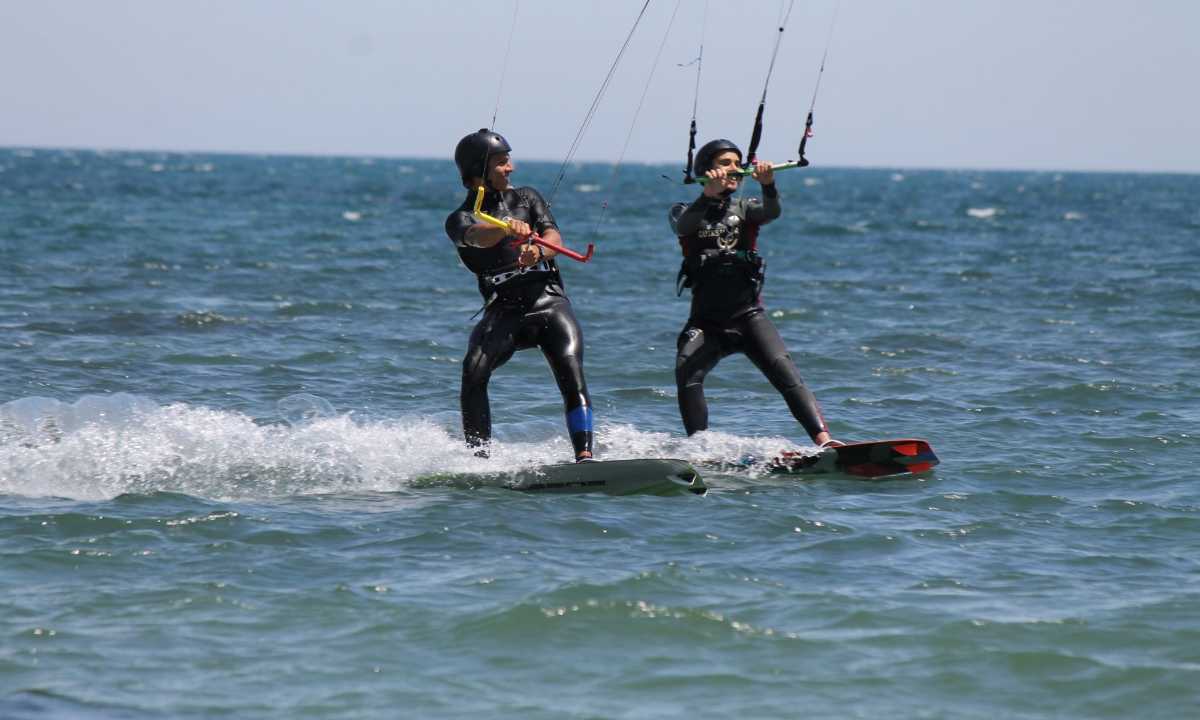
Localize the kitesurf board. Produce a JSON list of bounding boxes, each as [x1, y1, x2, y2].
[[769, 438, 939, 479], [414, 458, 707, 496]]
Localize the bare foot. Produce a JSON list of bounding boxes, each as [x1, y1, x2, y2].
[[814, 432, 844, 448]]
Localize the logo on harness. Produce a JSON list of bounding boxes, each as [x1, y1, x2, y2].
[[697, 214, 742, 251], [486, 259, 552, 287]]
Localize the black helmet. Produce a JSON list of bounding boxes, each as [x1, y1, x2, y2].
[[454, 128, 512, 182], [693, 138, 742, 177]]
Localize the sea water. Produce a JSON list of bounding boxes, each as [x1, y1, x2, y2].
[[2, 149, 1198, 718]]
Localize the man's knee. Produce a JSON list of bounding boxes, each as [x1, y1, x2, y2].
[[765, 353, 802, 391], [462, 348, 491, 386], [674, 359, 691, 387]]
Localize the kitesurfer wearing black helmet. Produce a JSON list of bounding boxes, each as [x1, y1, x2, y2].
[[668, 139, 840, 447], [444, 129, 595, 462]]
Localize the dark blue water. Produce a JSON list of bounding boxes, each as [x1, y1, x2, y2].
[[2, 148, 1199, 718]]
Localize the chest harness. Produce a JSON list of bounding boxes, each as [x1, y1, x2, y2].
[[676, 205, 766, 298]]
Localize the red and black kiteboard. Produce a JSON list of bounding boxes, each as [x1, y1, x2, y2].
[[769, 438, 939, 479]]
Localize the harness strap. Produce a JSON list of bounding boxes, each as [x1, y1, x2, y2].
[[485, 259, 552, 287]]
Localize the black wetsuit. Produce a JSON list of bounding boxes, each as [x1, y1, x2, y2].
[[444, 186, 594, 457], [669, 184, 829, 440]]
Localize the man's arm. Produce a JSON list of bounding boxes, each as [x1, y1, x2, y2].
[[463, 223, 511, 248], [743, 184, 782, 225], [520, 187, 561, 259], [745, 162, 781, 224], [447, 209, 524, 249]]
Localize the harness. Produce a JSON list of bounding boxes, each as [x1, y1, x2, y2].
[[462, 187, 561, 312], [486, 259, 553, 287], [675, 201, 766, 299], [676, 248, 765, 298]]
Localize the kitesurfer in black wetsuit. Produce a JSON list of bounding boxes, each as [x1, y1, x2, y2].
[[669, 139, 840, 447], [444, 129, 595, 462]]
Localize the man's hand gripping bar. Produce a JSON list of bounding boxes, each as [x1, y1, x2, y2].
[[472, 187, 594, 262]]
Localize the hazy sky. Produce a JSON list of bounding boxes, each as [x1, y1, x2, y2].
[[3, 1, 1197, 172]]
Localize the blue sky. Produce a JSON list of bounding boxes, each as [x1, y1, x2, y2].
[[3, 1, 1197, 172]]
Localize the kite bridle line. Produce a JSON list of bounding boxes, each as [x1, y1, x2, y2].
[[681, 0, 709, 184], [684, 0, 839, 185], [743, 0, 796, 169], [795, 0, 839, 168]]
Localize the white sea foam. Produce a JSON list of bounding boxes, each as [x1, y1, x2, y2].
[[0, 394, 493, 500], [967, 207, 997, 219], [575, 184, 601, 193], [0, 395, 811, 500]]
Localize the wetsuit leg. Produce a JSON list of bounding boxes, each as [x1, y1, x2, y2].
[[675, 321, 725, 436], [535, 296, 594, 457], [738, 310, 829, 441], [461, 306, 521, 448]]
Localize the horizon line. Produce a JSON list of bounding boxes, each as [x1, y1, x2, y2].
[[3, 144, 1197, 178]]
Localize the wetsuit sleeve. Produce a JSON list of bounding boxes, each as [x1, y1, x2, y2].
[[742, 186, 781, 225], [671, 195, 720, 236], [445, 210, 476, 248], [519, 187, 559, 235]]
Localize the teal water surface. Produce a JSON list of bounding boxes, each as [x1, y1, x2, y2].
[[2, 148, 1199, 718]]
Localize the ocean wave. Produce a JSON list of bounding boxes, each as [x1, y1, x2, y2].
[[176, 310, 244, 328], [273, 301, 359, 317], [803, 223, 874, 237], [0, 395, 812, 501]]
